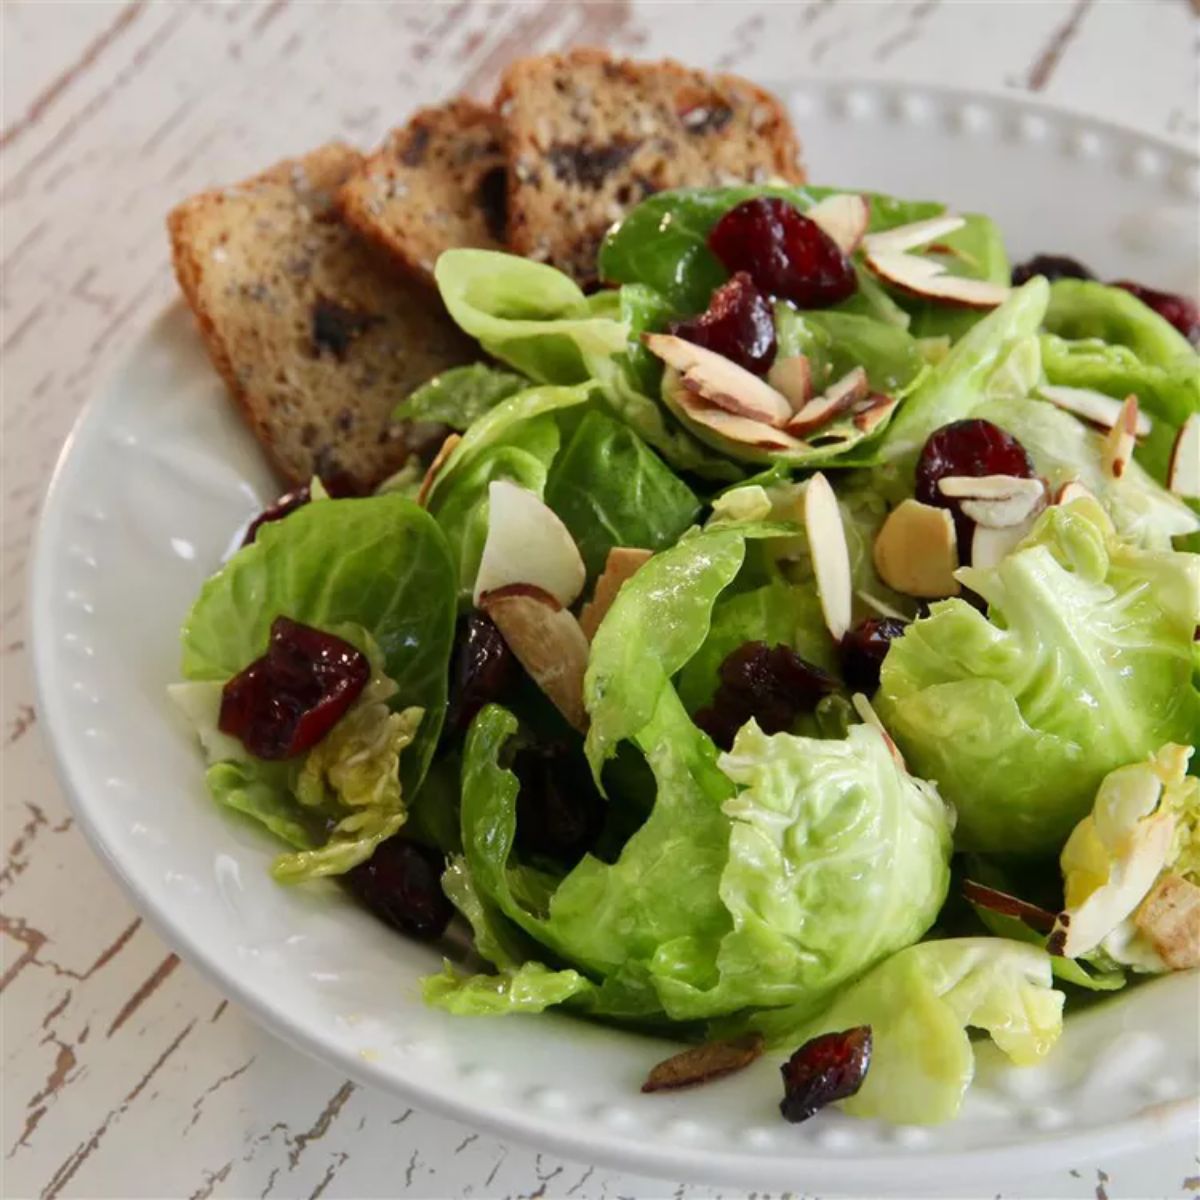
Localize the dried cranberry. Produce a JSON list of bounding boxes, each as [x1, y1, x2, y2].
[[694, 641, 837, 750], [1010, 254, 1094, 285], [708, 198, 856, 309], [513, 742, 605, 866], [345, 837, 453, 939], [446, 613, 519, 736], [669, 271, 777, 375], [241, 476, 355, 546], [840, 617, 908, 693], [780, 1026, 873, 1123], [218, 617, 370, 759], [1111, 280, 1200, 344], [915, 419, 1036, 557]]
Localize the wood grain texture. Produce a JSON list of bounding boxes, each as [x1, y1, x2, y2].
[[2, 2, 1197, 1197]]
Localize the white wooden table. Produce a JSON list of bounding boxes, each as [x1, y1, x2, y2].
[[3, 3, 1198, 1197]]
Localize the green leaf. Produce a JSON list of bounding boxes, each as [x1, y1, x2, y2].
[[753, 939, 1064, 1125], [543, 410, 700, 576], [180, 494, 457, 793], [878, 500, 1200, 854], [880, 277, 1050, 464], [396, 363, 528, 430], [435, 250, 628, 382], [1044, 279, 1197, 367]]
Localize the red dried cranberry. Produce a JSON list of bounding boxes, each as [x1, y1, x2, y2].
[[840, 617, 908, 693], [708, 198, 856, 309], [915, 419, 1036, 558], [446, 613, 519, 736], [669, 271, 777, 375], [241, 476, 356, 546], [694, 641, 838, 750], [1010, 254, 1094, 285], [1111, 280, 1200, 344], [218, 617, 370, 759], [780, 1026, 873, 1123], [345, 837, 453, 939], [512, 742, 605, 866]]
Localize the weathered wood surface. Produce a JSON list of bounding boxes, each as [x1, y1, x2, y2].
[[3, 3, 1197, 1197]]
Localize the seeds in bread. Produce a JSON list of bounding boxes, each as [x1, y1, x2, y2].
[[498, 49, 805, 285], [167, 143, 473, 493], [338, 100, 507, 286]]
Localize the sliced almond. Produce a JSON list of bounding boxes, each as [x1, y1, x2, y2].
[[479, 585, 589, 731], [805, 193, 870, 255], [873, 499, 960, 598], [852, 393, 898, 434], [642, 1034, 764, 1093], [1101, 394, 1139, 480], [1134, 873, 1200, 970], [803, 473, 853, 641], [937, 475, 1046, 529], [579, 547, 653, 641], [863, 214, 966, 256], [851, 692, 905, 769], [416, 432, 461, 508], [970, 515, 1036, 569], [644, 333, 792, 427], [473, 481, 586, 608], [785, 367, 870, 436], [857, 590, 910, 620], [766, 354, 813, 410], [1039, 385, 1153, 436], [962, 879, 1056, 933], [672, 375, 809, 451], [1054, 479, 1099, 507], [865, 249, 1010, 309], [1167, 413, 1200, 499]]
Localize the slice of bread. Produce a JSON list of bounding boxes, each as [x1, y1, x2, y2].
[[338, 100, 507, 286], [168, 143, 473, 493], [498, 50, 805, 285]]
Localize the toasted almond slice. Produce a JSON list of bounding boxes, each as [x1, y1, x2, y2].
[[1039, 384, 1153, 436], [674, 378, 810, 451], [416, 432, 462, 507], [1054, 479, 1099, 507], [865, 249, 1010, 309], [806, 193, 870, 254], [473, 481, 586, 608], [852, 393, 898, 434], [1101, 394, 1139, 480], [644, 333, 792, 427], [1167, 413, 1200, 499], [785, 367, 870, 436], [579, 547, 654, 641], [642, 1034, 765, 1093], [873, 500, 960, 598], [961, 490, 1045, 529], [937, 474, 1045, 502], [962, 879, 1056, 933], [970, 514, 1036, 569], [766, 354, 813, 410], [1049, 810, 1175, 960], [863, 214, 966, 256], [803, 473, 853, 641], [851, 692, 905, 769], [479, 585, 589, 731], [1135, 873, 1200, 970]]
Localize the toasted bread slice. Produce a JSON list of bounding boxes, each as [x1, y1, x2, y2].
[[168, 143, 473, 492], [338, 100, 507, 286], [498, 49, 805, 285]]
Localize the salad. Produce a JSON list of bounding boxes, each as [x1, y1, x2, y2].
[[171, 182, 1200, 1126]]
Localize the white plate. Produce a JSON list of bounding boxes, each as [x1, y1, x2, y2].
[[32, 80, 1200, 1196]]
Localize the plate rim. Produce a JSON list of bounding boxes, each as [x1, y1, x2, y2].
[[29, 77, 1200, 1193]]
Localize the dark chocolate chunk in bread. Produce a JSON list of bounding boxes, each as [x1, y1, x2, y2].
[[497, 49, 806, 285], [168, 144, 473, 492], [338, 100, 507, 286]]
